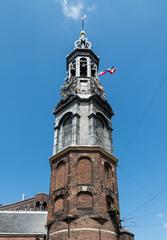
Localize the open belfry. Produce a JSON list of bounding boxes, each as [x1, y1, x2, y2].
[[47, 30, 135, 240]]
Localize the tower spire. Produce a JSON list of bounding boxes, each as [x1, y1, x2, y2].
[[81, 14, 86, 31], [74, 14, 91, 49]]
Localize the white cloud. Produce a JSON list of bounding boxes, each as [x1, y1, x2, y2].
[[163, 222, 167, 229], [58, 0, 95, 20], [61, 0, 83, 20]]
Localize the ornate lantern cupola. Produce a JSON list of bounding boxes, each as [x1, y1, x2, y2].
[[61, 30, 105, 98], [53, 30, 113, 155]]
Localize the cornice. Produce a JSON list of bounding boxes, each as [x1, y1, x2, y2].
[[54, 94, 113, 117], [49, 145, 118, 165]]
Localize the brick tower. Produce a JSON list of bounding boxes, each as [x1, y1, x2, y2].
[[47, 30, 134, 240]]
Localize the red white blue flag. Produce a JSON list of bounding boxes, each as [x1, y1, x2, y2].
[[98, 66, 116, 77]]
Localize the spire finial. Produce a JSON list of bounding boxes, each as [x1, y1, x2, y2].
[[81, 14, 86, 32], [74, 14, 91, 49]]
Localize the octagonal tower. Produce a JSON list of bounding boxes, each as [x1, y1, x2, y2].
[[47, 31, 134, 240]]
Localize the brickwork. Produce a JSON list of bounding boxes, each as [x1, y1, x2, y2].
[[49, 215, 119, 240], [55, 162, 65, 190], [77, 158, 92, 185], [48, 147, 120, 240], [104, 162, 112, 189], [54, 196, 64, 212], [77, 192, 93, 208]]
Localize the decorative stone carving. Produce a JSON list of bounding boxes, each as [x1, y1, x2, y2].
[[74, 31, 92, 49], [61, 76, 105, 98], [61, 76, 77, 97]]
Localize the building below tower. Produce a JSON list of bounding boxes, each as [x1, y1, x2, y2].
[[0, 193, 48, 240], [0, 193, 49, 212]]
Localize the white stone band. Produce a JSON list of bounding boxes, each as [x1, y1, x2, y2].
[[50, 228, 117, 236]]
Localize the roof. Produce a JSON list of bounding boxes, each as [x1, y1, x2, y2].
[[0, 211, 48, 235], [0, 193, 49, 211]]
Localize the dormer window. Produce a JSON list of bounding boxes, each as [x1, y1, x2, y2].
[[80, 58, 87, 77]]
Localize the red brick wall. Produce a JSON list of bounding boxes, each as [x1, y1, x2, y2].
[[77, 192, 93, 208], [49, 216, 119, 240], [104, 162, 112, 189], [77, 158, 92, 185], [48, 148, 120, 240], [55, 162, 65, 190], [54, 196, 64, 212]]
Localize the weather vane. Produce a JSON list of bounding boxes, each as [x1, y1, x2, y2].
[[81, 14, 87, 31]]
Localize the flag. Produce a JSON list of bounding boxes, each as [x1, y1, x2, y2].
[[98, 66, 116, 77]]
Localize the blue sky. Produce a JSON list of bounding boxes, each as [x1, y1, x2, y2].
[[0, 0, 167, 239]]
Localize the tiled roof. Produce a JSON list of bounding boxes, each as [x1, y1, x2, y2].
[[0, 211, 48, 235]]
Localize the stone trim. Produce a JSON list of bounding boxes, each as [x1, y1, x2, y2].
[[50, 228, 117, 236]]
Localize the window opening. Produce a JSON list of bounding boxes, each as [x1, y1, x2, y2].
[[91, 61, 96, 77], [80, 58, 87, 77], [106, 196, 114, 211], [96, 117, 104, 146], [104, 162, 111, 178], [63, 117, 72, 147], [70, 60, 76, 77]]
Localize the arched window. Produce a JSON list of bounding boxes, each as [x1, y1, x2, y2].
[[63, 117, 72, 147], [70, 60, 76, 77], [54, 196, 64, 212], [35, 201, 47, 211], [104, 162, 112, 189], [77, 158, 92, 185], [35, 201, 40, 211], [77, 192, 93, 209], [57, 113, 73, 151], [55, 161, 65, 190], [80, 58, 87, 77], [96, 117, 104, 146], [42, 202, 47, 211], [91, 61, 96, 77]]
